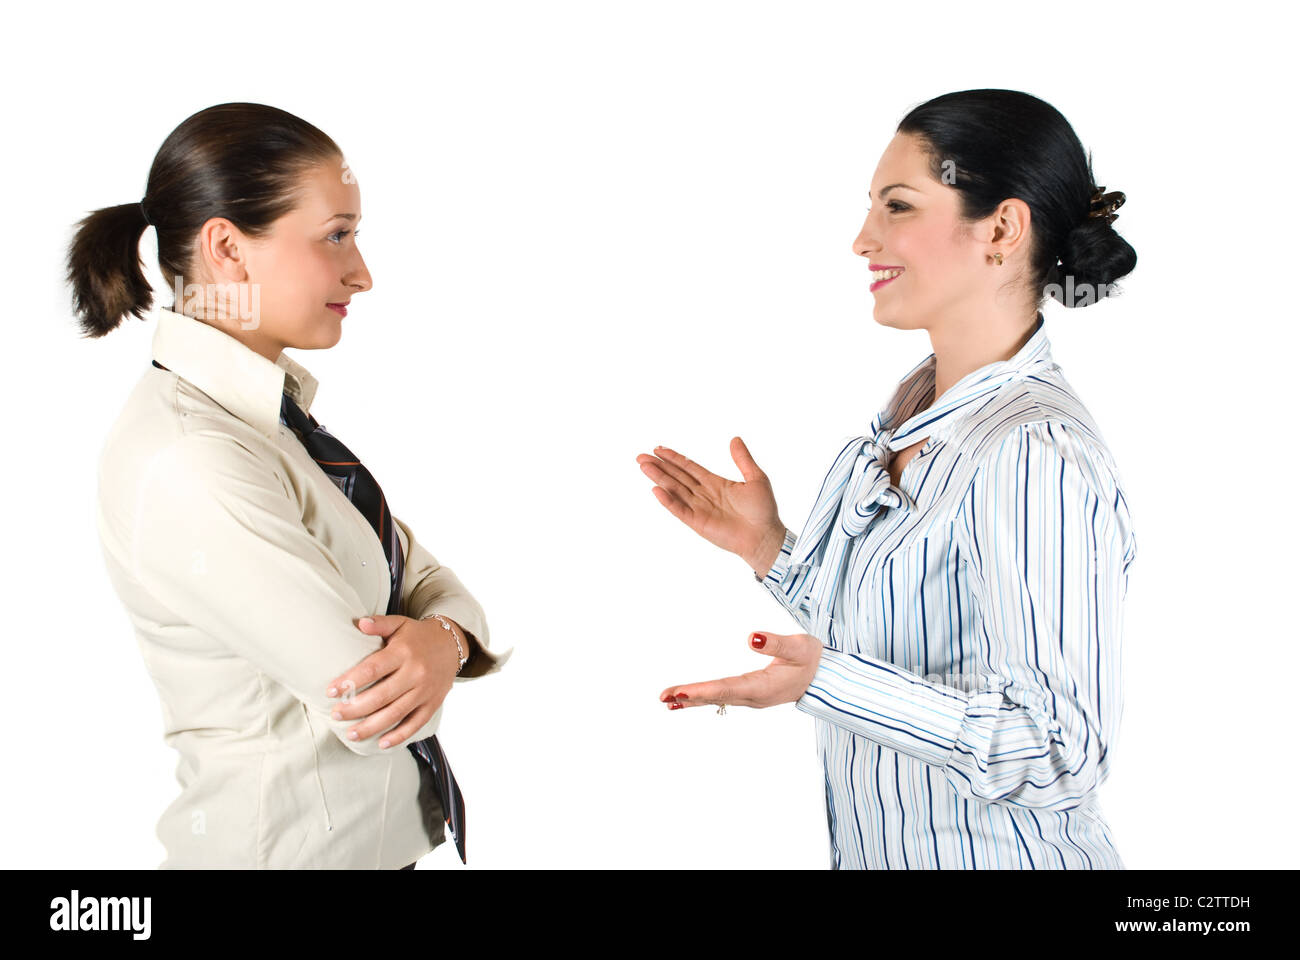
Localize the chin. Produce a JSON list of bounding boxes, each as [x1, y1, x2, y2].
[[871, 304, 902, 329], [871, 300, 929, 332], [298, 318, 343, 350]]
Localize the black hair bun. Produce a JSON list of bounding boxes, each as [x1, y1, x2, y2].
[[1052, 195, 1138, 306]]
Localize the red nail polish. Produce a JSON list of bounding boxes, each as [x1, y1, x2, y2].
[[675, 693, 689, 699], [668, 703, 683, 710], [751, 632, 767, 649]]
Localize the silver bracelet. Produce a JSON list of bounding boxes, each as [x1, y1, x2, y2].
[[421, 613, 468, 674]]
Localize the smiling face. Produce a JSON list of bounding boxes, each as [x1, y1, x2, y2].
[[851, 132, 1033, 334], [187, 157, 373, 361]]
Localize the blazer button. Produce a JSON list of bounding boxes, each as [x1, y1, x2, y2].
[[361, 560, 367, 566]]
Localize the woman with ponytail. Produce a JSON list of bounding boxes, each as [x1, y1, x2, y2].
[[76, 102, 505, 869], [638, 89, 1139, 869]]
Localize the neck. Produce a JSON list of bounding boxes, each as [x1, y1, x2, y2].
[[928, 309, 1040, 403]]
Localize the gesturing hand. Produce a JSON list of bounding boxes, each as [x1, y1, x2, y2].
[[658, 631, 824, 711], [636, 437, 786, 576], [324, 613, 464, 749]]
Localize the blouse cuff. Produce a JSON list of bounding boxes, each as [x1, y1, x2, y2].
[[756, 527, 798, 591]]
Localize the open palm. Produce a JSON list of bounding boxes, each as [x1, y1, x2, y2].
[[636, 436, 785, 574]]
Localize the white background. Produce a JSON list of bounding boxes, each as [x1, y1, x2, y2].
[[2, 0, 1295, 869]]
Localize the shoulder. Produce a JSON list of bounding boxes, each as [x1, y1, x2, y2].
[[100, 368, 282, 496], [966, 372, 1118, 465], [102, 417, 284, 523], [958, 375, 1129, 510], [97, 373, 302, 578]]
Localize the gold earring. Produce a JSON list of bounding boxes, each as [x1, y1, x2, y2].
[[993, 252, 1003, 266]]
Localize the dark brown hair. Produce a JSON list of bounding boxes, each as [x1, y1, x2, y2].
[[66, 102, 343, 338]]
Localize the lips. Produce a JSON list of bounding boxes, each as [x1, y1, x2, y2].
[[326, 302, 348, 318], [869, 267, 904, 293]]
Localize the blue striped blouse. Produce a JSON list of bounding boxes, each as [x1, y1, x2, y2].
[[762, 312, 1136, 869]]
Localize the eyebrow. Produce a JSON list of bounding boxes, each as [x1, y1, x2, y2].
[[320, 213, 360, 224], [872, 183, 919, 200]]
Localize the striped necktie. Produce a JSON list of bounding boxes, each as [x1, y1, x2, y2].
[[151, 359, 467, 863]]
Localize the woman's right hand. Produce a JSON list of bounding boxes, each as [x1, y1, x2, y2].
[[636, 436, 787, 578]]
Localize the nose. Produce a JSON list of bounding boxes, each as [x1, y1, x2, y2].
[[851, 212, 878, 259], [346, 249, 373, 294]]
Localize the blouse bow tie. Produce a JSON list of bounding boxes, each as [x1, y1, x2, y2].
[[789, 436, 913, 644], [836, 439, 911, 537]]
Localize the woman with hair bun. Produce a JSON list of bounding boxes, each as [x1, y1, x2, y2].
[[638, 89, 1138, 869], [76, 102, 506, 869]]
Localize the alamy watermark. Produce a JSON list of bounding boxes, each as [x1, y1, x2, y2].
[[1046, 276, 1119, 307], [170, 276, 261, 330], [49, 890, 151, 940]]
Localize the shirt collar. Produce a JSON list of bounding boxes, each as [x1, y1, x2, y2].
[[878, 311, 1056, 450], [151, 307, 320, 440]]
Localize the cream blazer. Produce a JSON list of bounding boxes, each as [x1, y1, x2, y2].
[[96, 307, 507, 869]]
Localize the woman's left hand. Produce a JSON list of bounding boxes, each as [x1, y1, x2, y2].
[[659, 632, 824, 710], [325, 613, 464, 748]]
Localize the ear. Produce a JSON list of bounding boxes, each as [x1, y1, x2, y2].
[[990, 197, 1032, 257], [195, 216, 251, 283]]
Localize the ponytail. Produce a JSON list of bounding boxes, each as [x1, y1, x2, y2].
[[66, 200, 155, 338]]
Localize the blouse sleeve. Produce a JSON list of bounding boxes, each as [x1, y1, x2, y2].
[[757, 528, 819, 635], [793, 420, 1136, 812], [130, 433, 449, 756]]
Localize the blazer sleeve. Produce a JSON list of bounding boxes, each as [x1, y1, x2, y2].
[[393, 514, 507, 679], [130, 432, 446, 756], [793, 419, 1136, 812]]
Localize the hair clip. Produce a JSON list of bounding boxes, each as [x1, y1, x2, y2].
[[1088, 187, 1125, 224]]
